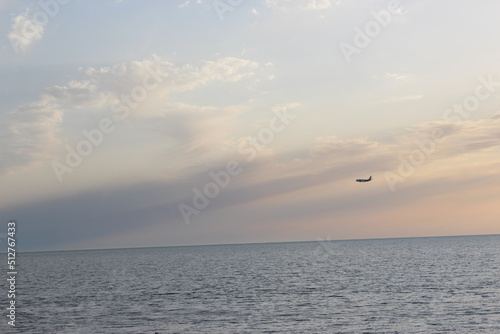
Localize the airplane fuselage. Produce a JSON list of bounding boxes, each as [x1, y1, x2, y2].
[[356, 176, 372, 183]]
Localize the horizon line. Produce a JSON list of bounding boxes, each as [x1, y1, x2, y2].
[[3, 232, 499, 255]]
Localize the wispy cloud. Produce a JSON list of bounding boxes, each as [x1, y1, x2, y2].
[[385, 72, 407, 80], [0, 96, 63, 173], [79, 56, 259, 109], [410, 113, 500, 159]]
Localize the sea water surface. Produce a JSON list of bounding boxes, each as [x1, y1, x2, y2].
[[1, 235, 500, 333]]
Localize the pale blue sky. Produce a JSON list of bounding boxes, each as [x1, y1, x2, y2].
[[1, 0, 500, 251]]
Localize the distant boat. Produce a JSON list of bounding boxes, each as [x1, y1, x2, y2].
[[356, 176, 372, 183]]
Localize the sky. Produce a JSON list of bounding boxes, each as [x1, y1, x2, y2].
[[1, 0, 500, 252]]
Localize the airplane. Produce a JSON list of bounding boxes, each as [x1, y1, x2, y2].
[[356, 176, 372, 183]]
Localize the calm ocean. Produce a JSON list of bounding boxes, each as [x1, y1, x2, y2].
[[1, 235, 499, 333]]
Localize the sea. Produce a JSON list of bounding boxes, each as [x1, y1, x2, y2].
[[1, 235, 499, 334]]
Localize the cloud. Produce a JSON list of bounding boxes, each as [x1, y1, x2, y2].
[[261, 135, 394, 180], [149, 102, 244, 169], [438, 114, 500, 156], [79, 56, 259, 164], [229, 112, 500, 203], [192, 135, 394, 210], [44, 80, 110, 109], [396, 113, 500, 160], [311, 136, 381, 158], [7, 8, 45, 54], [80, 56, 259, 113], [1, 56, 261, 175], [206, 112, 500, 207], [0, 179, 187, 251], [385, 72, 407, 80], [171, 120, 500, 229], [0, 96, 63, 173], [252, 8, 262, 16]]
